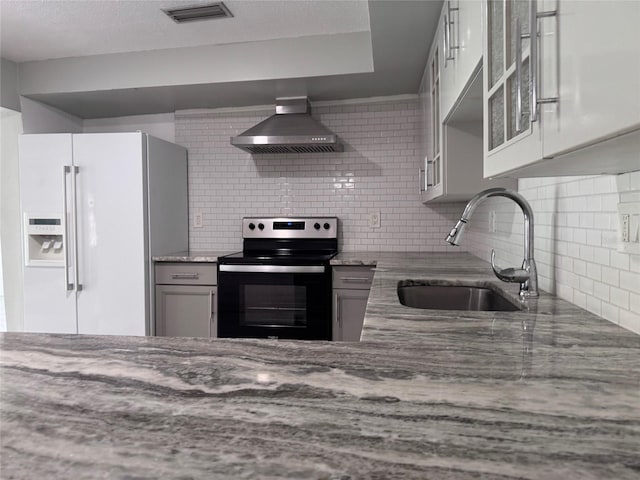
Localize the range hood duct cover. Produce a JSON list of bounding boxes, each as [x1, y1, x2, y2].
[[231, 98, 343, 154]]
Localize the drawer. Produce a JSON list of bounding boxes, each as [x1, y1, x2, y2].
[[155, 262, 217, 285], [332, 266, 375, 290]]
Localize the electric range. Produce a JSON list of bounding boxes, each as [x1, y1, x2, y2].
[[217, 217, 338, 340]]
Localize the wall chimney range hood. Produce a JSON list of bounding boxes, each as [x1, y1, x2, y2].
[[231, 97, 343, 154]]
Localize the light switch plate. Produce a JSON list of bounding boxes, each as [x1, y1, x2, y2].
[[194, 212, 203, 228]]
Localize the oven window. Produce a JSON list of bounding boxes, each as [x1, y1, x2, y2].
[[241, 285, 307, 327]]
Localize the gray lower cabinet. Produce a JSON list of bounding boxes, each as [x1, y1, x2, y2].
[[332, 266, 375, 341], [154, 263, 217, 338]]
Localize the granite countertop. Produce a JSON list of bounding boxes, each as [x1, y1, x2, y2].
[[152, 250, 236, 262], [2, 252, 639, 479]]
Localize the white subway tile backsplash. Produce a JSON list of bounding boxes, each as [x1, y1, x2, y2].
[[465, 171, 640, 334], [620, 310, 640, 333], [177, 98, 464, 253], [601, 266, 619, 287], [631, 293, 640, 313], [610, 287, 630, 310], [601, 302, 620, 323], [592, 247, 610, 266], [611, 251, 630, 271], [593, 281, 610, 302], [586, 295, 602, 316], [573, 291, 587, 309], [620, 271, 640, 292], [586, 263, 602, 281]]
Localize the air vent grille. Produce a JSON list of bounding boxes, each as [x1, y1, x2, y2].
[[163, 2, 233, 23], [245, 145, 341, 154]]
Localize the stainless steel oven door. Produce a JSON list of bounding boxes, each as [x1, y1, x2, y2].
[[217, 264, 331, 340]]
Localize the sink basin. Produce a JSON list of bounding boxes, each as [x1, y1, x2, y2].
[[397, 281, 521, 312]]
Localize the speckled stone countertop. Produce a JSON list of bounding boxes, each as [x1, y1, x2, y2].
[[152, 250, 236, 262], [2, 252, 639, 479]]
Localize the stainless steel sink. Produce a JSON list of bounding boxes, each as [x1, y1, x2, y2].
[[397, 281, 521, 312]]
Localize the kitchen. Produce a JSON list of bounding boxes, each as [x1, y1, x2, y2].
[[1, 1, 639, 478]]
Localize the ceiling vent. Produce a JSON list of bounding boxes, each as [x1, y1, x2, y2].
[[163, 2, 233, 23]]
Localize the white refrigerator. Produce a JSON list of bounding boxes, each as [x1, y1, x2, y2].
[[18, 132, 188, 336]]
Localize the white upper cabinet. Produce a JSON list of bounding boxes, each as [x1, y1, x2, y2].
[[420, 2, 516, 203], [541, 0, 640, 159], [484, 0, 640, 178], [440, 0, 484, 120]]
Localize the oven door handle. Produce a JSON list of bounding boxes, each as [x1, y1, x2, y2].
[[219, 265, 326, 274]]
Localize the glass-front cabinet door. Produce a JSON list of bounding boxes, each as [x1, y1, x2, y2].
[[429, 45, 443, 196], [420, 19, 445, 202], [483, 0, 639, 178], [484, 0, 543, 177]]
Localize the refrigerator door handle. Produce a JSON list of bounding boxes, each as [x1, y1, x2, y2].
[[62, 166, 74, 291], [71, 165, 83, 291]]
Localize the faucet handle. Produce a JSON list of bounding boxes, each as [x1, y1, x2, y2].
[[491, 250, 530, 283]]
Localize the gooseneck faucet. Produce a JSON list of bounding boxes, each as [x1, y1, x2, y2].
[[446, 188, 539, 297]]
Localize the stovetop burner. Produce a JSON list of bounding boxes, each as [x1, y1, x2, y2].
[[219, 250, 337, 265]]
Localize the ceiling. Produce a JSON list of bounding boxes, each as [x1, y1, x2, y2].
[[0, 0, 371, 63], [0, 0, 443, 118]]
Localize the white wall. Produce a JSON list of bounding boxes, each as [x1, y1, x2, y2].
[[18, 32, 373, 95], [464, 172, 640, 334], [20, 97, 83, 134], [1, 58, 21, 112], [83, 113, 175, 143], [177, 97, 466, 253], [0, 107, 24, 331]]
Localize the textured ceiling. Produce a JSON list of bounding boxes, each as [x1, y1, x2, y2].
[[0, 0, 370, 62]]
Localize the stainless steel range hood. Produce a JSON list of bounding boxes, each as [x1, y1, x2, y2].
[[231, 97, 343, 154]]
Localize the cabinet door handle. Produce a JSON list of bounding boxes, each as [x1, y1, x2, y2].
[[426, 160, 435, 188], [209, 289, 214, 336], [515, 18, 524, 133], [171, 273, 200, 279], [529, 0, 558, 123], [444, 0, 459, 63], [341, 277, 371, 283], [219, 265, 324, 274], [443, 16, 450, 62]]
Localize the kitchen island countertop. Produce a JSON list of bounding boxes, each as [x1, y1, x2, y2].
[[2, 252, 639, 479]]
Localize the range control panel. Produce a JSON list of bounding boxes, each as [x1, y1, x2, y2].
[[242, 217, 338, 239]]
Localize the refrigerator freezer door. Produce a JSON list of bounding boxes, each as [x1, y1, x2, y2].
[[73, 133, 148, 335], [18, 134, 77, 333]]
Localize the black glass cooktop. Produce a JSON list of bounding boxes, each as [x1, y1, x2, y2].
[[219, 250, 337, 265]]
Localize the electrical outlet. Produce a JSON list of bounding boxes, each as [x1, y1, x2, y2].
[[621, 214, 630, 242], [194, 212, 203, 228], [617, 203, 640, 254], [369, 211, 381, 229]]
